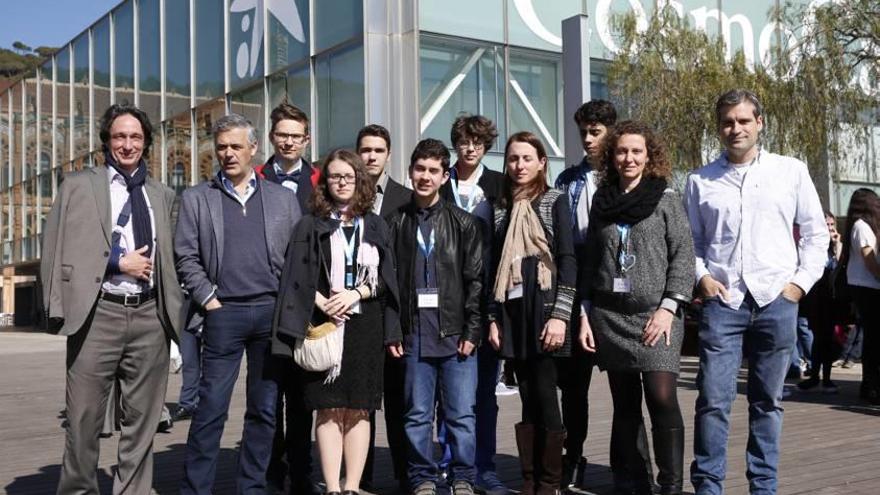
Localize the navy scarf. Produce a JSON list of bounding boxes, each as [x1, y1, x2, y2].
[[104, 150, 154, 257]]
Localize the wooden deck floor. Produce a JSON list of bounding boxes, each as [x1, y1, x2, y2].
[[1, 331, 878, 495]]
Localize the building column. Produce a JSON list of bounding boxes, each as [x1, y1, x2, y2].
[[2, 267, 14, 316], [561, 14, 591, 167]]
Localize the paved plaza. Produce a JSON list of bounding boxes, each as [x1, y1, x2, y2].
[[1, 330, 878, 494]]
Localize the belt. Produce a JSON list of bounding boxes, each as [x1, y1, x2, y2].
[[99, 289, 157, 307]]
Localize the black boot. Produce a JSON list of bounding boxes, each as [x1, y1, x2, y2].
[[560, 455, 586, 492], [652, 427, 684, 495], [536, 429, 566, 495], [515, 423, 536, 495], [610, 415, 654, 495]]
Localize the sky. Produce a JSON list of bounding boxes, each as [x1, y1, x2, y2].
[[0, 0, 120, 50]]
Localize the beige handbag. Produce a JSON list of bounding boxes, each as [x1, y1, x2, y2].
[[293, 320, 343, 372]]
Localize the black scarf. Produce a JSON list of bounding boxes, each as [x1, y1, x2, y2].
[[104, 149, 154, 257], [592, 176, 668, 225]]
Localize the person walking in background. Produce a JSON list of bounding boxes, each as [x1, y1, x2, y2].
[[274, 149, 401, 495], [686, 89, 829, 495], [579, 121, 694, 495], [42, 104, 184, 494], [489, 131, 577, 495], [175, 114, 301, 494], [797, 211, 845, 394], [839, 188, 880, 404]]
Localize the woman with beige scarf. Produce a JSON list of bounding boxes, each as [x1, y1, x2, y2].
[[488, 131, 577, 495]]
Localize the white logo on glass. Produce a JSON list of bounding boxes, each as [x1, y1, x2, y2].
[[230, 0, 307, 79]]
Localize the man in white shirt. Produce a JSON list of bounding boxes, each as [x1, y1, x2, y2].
[[685, 90, 829, 495]]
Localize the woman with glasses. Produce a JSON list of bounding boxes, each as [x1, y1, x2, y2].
[[274, 149, 400, 495], [488, 131, 576, 494], [578, 121, 694, 495]]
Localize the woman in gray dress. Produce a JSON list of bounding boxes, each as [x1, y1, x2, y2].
[[578, 121, 694, 495]]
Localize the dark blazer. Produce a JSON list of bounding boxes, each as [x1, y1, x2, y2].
[[256, 156, 320, 212], [440, 165, 506, 207], [379, 177, 412, 218], [174, 174, 302, 331], [386, 199, 484, 345], [40, 165, 184, 340], [272, 212, 401, 358]]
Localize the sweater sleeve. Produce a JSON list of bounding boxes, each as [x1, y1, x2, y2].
[[551, 194, 577, 321], [662, 193, 696, 306]]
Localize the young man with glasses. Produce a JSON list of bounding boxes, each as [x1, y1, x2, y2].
[[256, 102, 320, 211]]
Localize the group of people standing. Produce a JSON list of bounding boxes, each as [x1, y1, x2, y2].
[[42, 88, 841, 495]]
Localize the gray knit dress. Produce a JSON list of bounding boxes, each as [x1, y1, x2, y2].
[[582, 190, 695, 373]]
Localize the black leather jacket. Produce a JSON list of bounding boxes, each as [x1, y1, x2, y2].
[[386, 199, 484, 345]]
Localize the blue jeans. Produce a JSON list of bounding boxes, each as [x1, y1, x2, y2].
[[691, 294, 798, 495], [181, 302, 278, 495], [404, 351, 478, 487], [178, 326, 202, 411], [789, 316, 813, 375], [437, 344, 501, 474]]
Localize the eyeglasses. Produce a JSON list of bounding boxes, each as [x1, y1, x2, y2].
[[273, 131, 307, 144], [456, 140, 485, 151], [327, 173, 357, 184]]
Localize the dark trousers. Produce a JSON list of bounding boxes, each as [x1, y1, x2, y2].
[[555, 351, 593, 463], [513, 357, 563, 430], [364, 354, 408, 483], [178, 326, 202, 411], [267, 361, 315, 491], [59, 298, 169, 495], [854, 287, 880, 396], [181, 302, 277, 495]]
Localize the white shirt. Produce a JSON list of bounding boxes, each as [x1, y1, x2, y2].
[[847, 219, 880, 289], [684, 150, 829, 309], [220, 170, 258, 207], [102, 166, 157, 295], [273, 157, 302, 193]]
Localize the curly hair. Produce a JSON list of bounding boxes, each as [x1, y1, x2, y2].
[[450, 114, 499, 150], [309, 148, 376, 218], [599, 120, 672, 186]]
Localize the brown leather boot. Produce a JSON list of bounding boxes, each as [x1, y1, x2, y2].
[[536, 429, 566, 495], [515, 423, 536, 495]]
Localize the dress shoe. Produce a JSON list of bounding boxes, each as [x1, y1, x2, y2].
[[171, 405, 193, 422]]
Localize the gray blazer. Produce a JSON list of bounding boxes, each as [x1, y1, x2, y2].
[[40, 165, 184, 339], [174, 175, 301, 331]]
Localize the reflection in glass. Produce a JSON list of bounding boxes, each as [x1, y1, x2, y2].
[[115, 1, 135, 106], [12, 183, 22, 261], [165, 0, 191, 117], [268, 62, 310, 121], [25, 78, 38, 182], [508, 50, 563, 157], [314, 0, 362, 52], [166, 113, 192, 193], [40, 61, 53, 174], [267, 0, 310, 72], [195, 0, 225, 102], [10, 84, 23, 186], [230, 83, 265, 165], [419, 36, 506, 148], [1, 95, 8, 190], [195, 99, 226, 182], [139, 0, 162, 122], [94, 16, 111, 139], [73, 34, 90, 159], [229, 0, 264, 90], [315, 44, 364, 156], [56, 47, 71, 168]]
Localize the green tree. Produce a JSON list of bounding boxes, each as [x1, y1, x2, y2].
[[11, 41, 32, 55]]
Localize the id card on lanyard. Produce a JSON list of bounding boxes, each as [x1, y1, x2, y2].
[[337, 215, 362, 313], [450, 164, 484, 213], [614, 224, 635, 293], [416, 225, 439, 308]]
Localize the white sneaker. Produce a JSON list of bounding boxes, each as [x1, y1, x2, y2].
[[495, 382, 518, 396]]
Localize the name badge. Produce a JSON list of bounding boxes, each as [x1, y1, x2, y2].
[[417, 288, 439, 308], [350, 300, 361, 314], [507, 284, 524, 300], [613, 277, 632, 293], [345, 272, 354, 288]]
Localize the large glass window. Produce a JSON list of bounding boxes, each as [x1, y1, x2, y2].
[[195, 0, 225, 102], [508, 50, 563, 157], [267, 0, 310, 72], [268, 62, 310, 119], [1, 95, 7, 190], [195, 99, 226, 182], [166, 113, 192, 193], [314, 0, 362, 52], [56, 47, 72, 168], [139, 0, 161, 122], [72, 34, 90, 159], [229, 0, 264, 90], [420, 0, 504, 44], [315, 43, 364, 156], [94, 16, 111, 140], [114, 1, 135, 106], [39, 60, 53, 174], [165, 0, 191, 117], [10, 84, 23, 185], [506, 0, 582, 51], [419, 36, 506, 149], [229, 83, 265, 165], [24, 77, 38, 181]]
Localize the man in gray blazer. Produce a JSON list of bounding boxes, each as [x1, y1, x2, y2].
[[41, 103, 183, 494], [175, 113, 301, 494]]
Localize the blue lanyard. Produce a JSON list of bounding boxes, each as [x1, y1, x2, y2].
[[333, 213, 360, 268], [417, 225, 435, 259], [569, 169, 588, 228], [450, 165, 484, 212]]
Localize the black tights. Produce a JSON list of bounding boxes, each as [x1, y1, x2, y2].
[[608, 371, 683, 431], [513, 357, 563, 430]]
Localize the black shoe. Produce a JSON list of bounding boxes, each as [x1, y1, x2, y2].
[[156, 418, 173, 433], [171, 405, 193, 422]]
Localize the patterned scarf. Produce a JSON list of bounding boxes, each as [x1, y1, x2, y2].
[[493, 199, 555, 302]]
